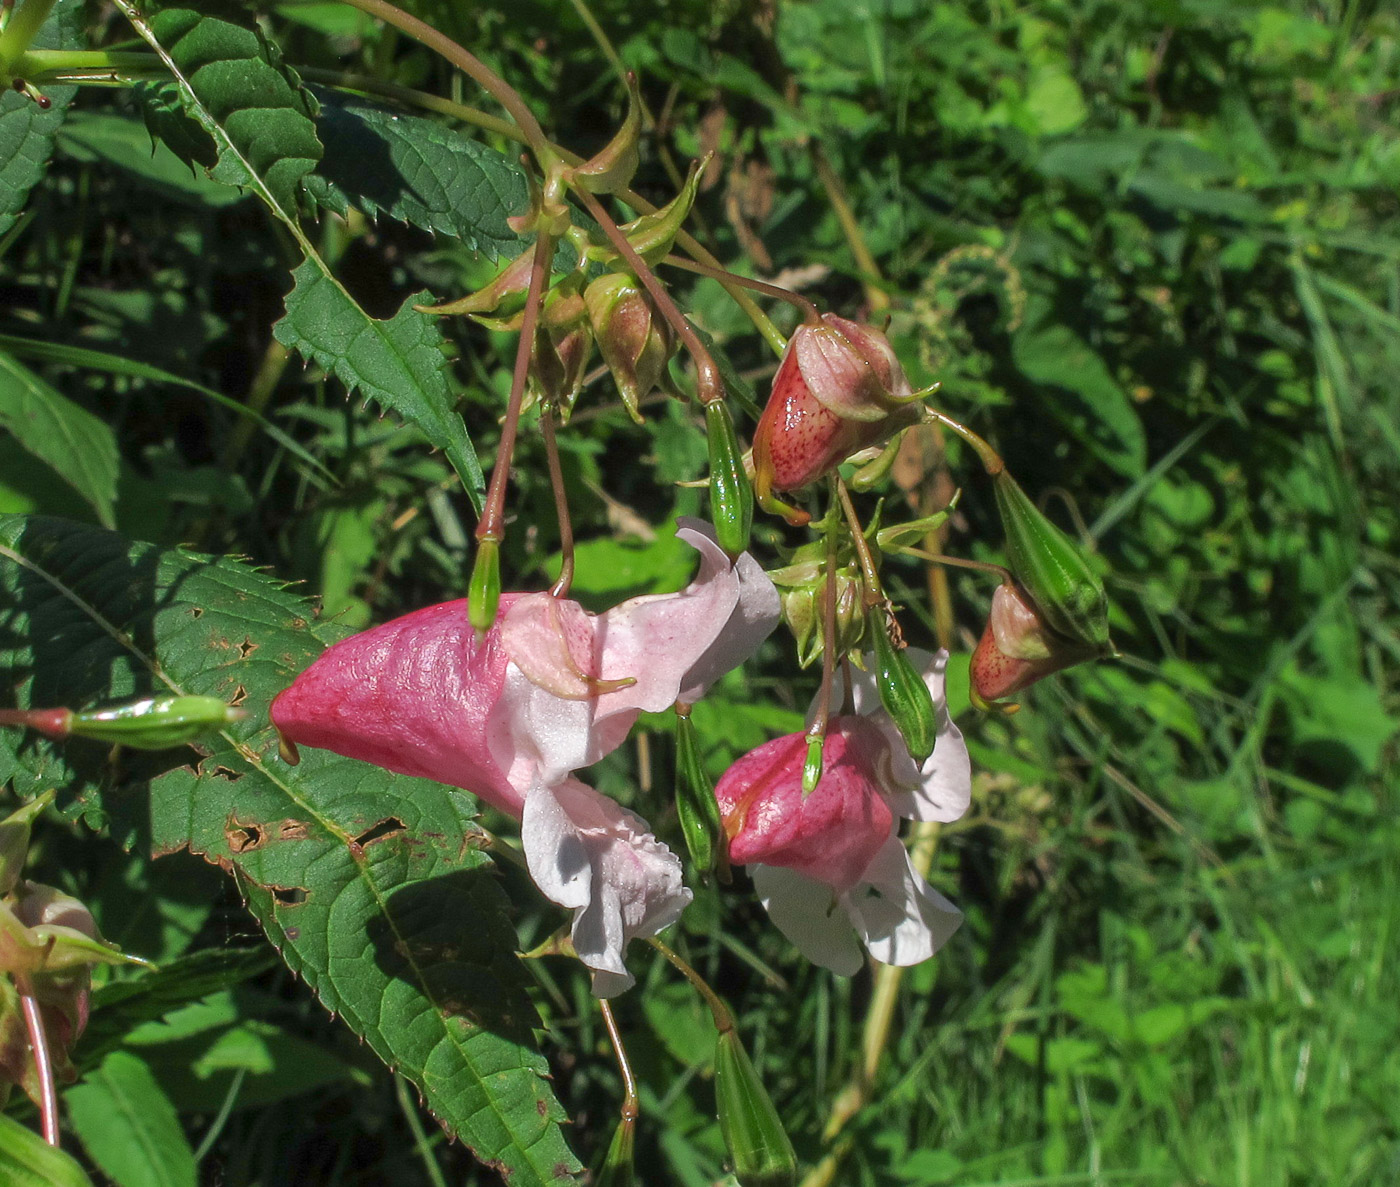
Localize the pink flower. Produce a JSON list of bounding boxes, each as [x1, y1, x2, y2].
[[714, 650, 970, 975], [272, 520, 780, 995]]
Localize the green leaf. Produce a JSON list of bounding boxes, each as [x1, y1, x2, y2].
[[1012, 322, 1146, 477], [0, 352, 118, 526], [144, 1, 321, 218], [0, 0, 81, 234], [0, 1111, 93, 1187], [307, 92, 528, 260], [0, 515, 581, 1184], [273, 260, 484, 504], [66, 1050, 197, 1187]]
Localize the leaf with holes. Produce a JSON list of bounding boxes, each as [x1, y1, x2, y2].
[[0, 515, 581, 1185], [306, 92, 529, 261]]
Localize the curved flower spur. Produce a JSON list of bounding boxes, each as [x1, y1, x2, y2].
[[272, 520, 780, 996]]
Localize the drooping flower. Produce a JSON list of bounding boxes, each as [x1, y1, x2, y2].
[[969, 580, 1102, 706], [752, 315, 925, 523], [272, 520, 780, 995], [714, 650, 970, 975]]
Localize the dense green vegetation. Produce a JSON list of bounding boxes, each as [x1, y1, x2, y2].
[[0, 0, 1396, 1183]]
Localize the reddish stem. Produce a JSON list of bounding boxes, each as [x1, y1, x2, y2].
[[20, 992, 59, 1146], [539, 406, 575, 597]]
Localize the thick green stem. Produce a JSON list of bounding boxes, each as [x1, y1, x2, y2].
[[0, 0, 56, 73]]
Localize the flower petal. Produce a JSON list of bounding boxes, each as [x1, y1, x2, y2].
[[521, 777, 692, 997], [843, 835, 961, 967], [751, 864, 864, 976]]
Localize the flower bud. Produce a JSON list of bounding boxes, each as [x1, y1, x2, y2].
[[674, 709, 727, 880], [585, 158, 705, 268], [715, 1027, 798, 1187], [705, 402, 753, 559], [753, 315, 924, 525], [867, 609, 938, 763], [467, 537, 501, 637], [572, 73, 642, 196], [529, 283, 592, 418], [969, 581, 1101, 705], [768, 548, 864, 669], [64, 696, 245, 750], [993, 470, 1110, 653], [585, 273, 675, 422]]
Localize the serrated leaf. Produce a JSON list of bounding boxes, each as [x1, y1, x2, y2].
[[66, 1050, 196, 1187], [0, 1111, 93, 1187], [144, 2, 321, 217], [0, 351, 118, 526], [307, 92, 528, 260], [0, 515, 581, 1185], [274, 261, 483, 501], [0, 0, 82, 234]]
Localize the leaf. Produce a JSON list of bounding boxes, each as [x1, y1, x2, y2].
[[0, 515, 581, 1185], [1012, 323, 1147, 477], [0, 1111, 93, 1187], [273, 261, 484, 501], [0, 0, 81, 234], [306, 92, 529, 260], [65, 1051, 197, 1187], [0, 352, 118, 526], [145, 2, 322, 217]]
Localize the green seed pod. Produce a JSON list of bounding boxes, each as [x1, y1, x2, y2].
[[993, 470, 1110, 652], [868, 608, 938, 763], [715, 1028, 798, 1187], [68, 696, 246, 750], [705, 401, 754, 559], [593, 1116, 636, 1187], [468, 538, 501, 637], [675, 710, 725, 878]]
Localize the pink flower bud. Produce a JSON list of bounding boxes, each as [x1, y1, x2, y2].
[[969, 582, 1101, 705], [753, 315, 922, 521]]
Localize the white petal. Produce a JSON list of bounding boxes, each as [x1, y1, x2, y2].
[[751, 864, 864, 977], [521, 777, 692, 997], [844, 835, 961, 967], [495, 665, 638, 790]]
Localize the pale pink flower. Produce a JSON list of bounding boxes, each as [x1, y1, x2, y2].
[[714, 650, 970, 975], [272, 520, 779, 994]]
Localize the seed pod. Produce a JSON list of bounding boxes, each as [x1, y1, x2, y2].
[[67, 696, 246, 750], [705, 402, 754, 559], [715, 1027, 798, 1187], [801, 735, 823, 797], [593, 1116, 636, 1187], [867, 608, 938, 763], [468, 538, 501, 637], [993, 470, 1110, 652], [674, 710, 726, 879]]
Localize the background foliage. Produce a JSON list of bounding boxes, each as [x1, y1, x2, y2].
[[0, 0, 1397, 1184]]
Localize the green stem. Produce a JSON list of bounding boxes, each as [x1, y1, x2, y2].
[[11, 47, 157, 80], [836, 478, 884, 608], [646, 937, 734, 1034], [297, 66, 522, 141], [0, 0, 56, 73], [539, 404, 575, 598], [662, 253, 818, 324], [923, 408, 1004, 474]]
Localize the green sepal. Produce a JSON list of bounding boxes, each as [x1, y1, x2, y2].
[[572, 72, 642, 196], [593, 1117, 635, 1187], [715, 1028, 798, 1187], [868, 609, 938, 763], [705, 401, 754, 559], [675, 711, 726, 879], [0, 791, 53, 898], [586, 158, 705, 267], [801, 735, 823, 797], [67, 696, 245, 750], [468, 537, 501, 636], [993, 470, 1109, 651]]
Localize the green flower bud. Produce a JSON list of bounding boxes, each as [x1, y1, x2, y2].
[[468, 538, 501, 637], [530, 283, 592, 419], [586, 158, 706, 267], [768, 548, 865, 669], [868, 608, 938, 763], [66, 696, 246, 750], [572, 73, 642, 196], [715, 1027, 798, 1187], [593, 1116, 636, 1187], [675, 710, 727, 880], [705, 402, 754, 559], [993, 470, 1110, 653], [585, 273, 675, 422]]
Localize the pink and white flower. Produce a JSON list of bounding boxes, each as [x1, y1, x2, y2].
[[272, 519, 779, 995], [714, 650, 970, 975]]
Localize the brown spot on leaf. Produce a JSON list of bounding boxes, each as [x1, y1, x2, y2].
[[191, 606, 203, 618], [211, 766, 242, 782], [272, 886, 307, 906], [352, 817, 405, 849], [226, 819, 264, 853], [229, 683, 248, 707], [237, 638, 257, 660], [279, 819, 311, 840]]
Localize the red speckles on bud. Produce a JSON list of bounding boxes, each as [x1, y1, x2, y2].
[[753, 315, 923, 525], [969, 582, 1101, 706]]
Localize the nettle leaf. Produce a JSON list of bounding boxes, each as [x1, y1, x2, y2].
[[273, 262, 483, 500], [0, 352, 118, 526], [118, 0, 484, 507], [0, 0, 82, 234], [307, 92, 528, 261], [145, 2, 321, 217], [0, 515, 581, 1185]]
